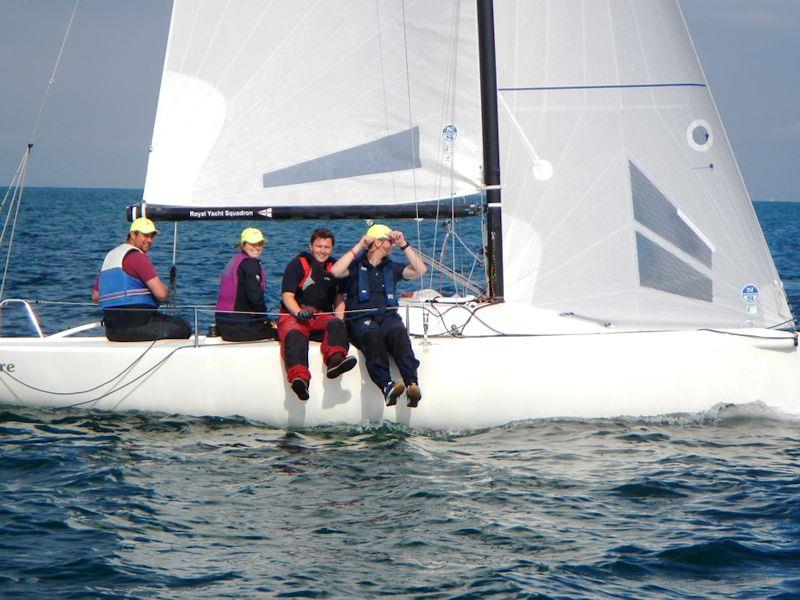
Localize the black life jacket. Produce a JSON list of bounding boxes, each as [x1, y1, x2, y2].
[[294, 253, 337, 310]]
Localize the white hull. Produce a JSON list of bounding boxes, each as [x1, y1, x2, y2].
[[1, 303, 798, 429]]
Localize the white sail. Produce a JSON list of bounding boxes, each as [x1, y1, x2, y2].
[[143, 0, 483, 209], [493, 0, 792, 330]]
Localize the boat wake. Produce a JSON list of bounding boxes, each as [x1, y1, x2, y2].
[[3, 398, 797, 444]]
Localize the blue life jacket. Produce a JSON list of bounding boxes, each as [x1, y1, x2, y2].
[[98, 243, 159, 309], [356, 257, 398, 307]]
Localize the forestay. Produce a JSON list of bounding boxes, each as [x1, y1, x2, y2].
[[494, 0, 791, 330], [143, 0, 483, 210]]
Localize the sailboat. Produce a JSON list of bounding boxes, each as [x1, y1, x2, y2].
[[1, 0, 798, 429]]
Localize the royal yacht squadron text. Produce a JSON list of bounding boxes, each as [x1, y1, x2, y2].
[[189, 210, 256, 219]]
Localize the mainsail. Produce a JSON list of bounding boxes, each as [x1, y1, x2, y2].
[[143, 0, 483, 210], [494, 0, 792, 329]]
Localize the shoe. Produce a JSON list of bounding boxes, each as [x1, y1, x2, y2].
[[291, 378, 309, 401], [406, 383, 422, 408], [383, 381, 405, 407], [326, 353, 357, 379]]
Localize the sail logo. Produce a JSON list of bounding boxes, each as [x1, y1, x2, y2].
[[442, 124, 458, 142], [741, 285, 759, 304], [442, 124, 458, 162]]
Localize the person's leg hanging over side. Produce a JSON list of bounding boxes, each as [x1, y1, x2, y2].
[[319, 315, 356, 379]]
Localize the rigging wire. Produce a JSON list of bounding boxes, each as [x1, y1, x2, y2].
[[0, 149, 32, 299], [167, 222, 179, 310], [28, 0, 81, 146], [399, 0, 425, 297], [0, 0, 80, 299], [4, 338, 162, 396]]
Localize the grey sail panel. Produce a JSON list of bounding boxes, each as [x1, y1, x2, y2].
[[263, 128, 421, 188]]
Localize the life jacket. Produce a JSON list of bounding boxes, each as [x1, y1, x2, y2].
[[291, 253, 337, 311], [215, 252, 266, 312], [98, 243, 159, 309], [356, 257, 398, 307]]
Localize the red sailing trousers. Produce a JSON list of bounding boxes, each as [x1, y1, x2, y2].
[[277, 311, 349, 383]]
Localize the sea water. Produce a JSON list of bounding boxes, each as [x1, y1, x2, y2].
[[1, 189, 800, 598]]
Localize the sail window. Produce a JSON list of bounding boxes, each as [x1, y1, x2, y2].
[[687, 119, 713, 152], [636, 233, 713, 302], [630, 162, 713, 268]]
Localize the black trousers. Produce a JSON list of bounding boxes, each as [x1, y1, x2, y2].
[[103, 308, 192, 342], [216, 318, 278, 342], [347, 312, 419, 390]]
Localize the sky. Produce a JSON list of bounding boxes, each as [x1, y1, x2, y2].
[[0, 0, 798, 200]]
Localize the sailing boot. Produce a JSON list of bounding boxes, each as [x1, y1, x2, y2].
[[405, 382, 422, 408], [326, 352, 358, 379], [291, 378, 310, 401], [383, 381, 405, 407]]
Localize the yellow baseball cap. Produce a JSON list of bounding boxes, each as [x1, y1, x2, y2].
[[130, 217, 159, 235], [240, 227, 266, 245], [366, 224, 392, 240]]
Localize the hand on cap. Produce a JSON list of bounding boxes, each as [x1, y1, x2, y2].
[[391, 230, 406, 246], [359, 235, 374, 248]]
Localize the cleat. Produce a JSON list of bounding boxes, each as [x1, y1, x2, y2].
[[326, 354, 357, 379], [406, 383, 422, 408], [383, 381, 405, 407], [291, 378, 309, 401]]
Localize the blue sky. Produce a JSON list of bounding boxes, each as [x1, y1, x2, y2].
[[0, 0, 798, 200]]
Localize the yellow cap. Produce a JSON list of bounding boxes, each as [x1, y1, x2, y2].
[[366, 224, 392, 240], [240, 227, 266, 245], [130, 217, 159, 235]]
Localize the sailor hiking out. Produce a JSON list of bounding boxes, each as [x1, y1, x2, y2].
[[331, 224, 426, 407], [279, 228, 357, 401]]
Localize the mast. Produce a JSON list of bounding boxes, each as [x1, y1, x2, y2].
[[476, 0, 504, 301]]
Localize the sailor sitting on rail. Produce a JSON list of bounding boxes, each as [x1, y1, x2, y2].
[[214, 228, 278, 342], [331, 224, 426, 408], [91, 218, 191, 342], [278, 227, 358, 401]]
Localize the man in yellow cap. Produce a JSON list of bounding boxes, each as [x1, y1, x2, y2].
[[214, 227, 277, 341], [91, 218, 191, 341], [330, 224, 427, 407]]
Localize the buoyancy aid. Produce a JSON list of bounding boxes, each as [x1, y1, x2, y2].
[[292, 253, 336, 311], [215, 252, 266, 312], [356, 257, 398, 307], [98, 243, 159, 309]]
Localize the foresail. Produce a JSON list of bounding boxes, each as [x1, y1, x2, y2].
[[494, 0, 792, 329], [143, 0, 483, 209]]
